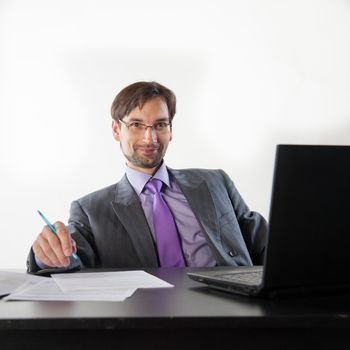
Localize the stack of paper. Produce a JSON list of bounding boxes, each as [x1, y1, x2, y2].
[[0, 270, 32, 297], [1, 270, 173, 302]]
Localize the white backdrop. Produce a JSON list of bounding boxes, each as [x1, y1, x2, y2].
[[1, 0, 349, 268]]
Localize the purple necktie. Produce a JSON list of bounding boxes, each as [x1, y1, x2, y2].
[[145, 178, 185, 267]]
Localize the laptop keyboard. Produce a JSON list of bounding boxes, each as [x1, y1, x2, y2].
[[217, 271, 263, 285]]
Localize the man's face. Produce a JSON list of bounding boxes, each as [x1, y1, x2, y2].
[[112, 97, 173, 174]]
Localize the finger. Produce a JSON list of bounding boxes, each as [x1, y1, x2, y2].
[[33, 240, 60, 267], [41, 225, 71, 266], [33, 232, 69, 267], [54, 221, 73, 257], [33, 237, 53, 266]]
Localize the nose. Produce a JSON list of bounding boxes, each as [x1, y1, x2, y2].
[[142, 126, 158, 143]]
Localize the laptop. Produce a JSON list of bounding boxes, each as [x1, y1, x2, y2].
[[188, 145, 350, 298]]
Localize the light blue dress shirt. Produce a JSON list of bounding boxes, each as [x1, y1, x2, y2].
[[126, 162, 217, 267]]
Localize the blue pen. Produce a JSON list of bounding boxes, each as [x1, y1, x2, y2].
[[37, 210, 78, 260]]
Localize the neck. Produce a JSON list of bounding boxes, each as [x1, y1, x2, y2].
[[126, 162, 163, 176]]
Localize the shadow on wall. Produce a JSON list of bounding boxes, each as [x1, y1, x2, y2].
[[319, 121, 350, 145], [264, 121, 350, 148]]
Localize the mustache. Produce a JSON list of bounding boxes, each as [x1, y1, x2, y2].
[[135, 144, 160, 150]]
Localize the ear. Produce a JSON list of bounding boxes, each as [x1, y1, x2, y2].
[[112, 120, 121, 141], [169, 125, 173, 142]]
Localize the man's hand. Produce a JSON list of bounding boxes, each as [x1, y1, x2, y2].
[[33, 221, 77, 267]]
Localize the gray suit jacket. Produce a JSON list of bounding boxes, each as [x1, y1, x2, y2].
[[27, 168, 267, 272]]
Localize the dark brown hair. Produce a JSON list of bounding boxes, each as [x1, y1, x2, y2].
[[111, 81, 177, 122]]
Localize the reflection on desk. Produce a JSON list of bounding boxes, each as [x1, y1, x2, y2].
[[1, 267, 350, 350]]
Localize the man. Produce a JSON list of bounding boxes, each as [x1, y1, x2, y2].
[[27, 81, 267, 273]]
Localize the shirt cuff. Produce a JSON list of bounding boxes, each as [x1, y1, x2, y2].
[[34, 254, 80, 270]]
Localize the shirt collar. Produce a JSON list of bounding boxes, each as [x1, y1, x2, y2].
[[125, 162, 170, 196]]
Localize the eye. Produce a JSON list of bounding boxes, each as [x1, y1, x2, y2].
[[154, 122, 168, 130], [129, 122, 143, 129]]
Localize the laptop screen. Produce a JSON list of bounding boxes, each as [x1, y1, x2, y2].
[[263, 145, 350, 290]]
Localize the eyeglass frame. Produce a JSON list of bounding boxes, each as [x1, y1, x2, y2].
[[118, 119, 172, 134]]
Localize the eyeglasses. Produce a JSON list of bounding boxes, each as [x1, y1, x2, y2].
[[119, 119, 172, 134]]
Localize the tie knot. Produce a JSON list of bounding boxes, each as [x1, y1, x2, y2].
[[145, 178, 163, 194]]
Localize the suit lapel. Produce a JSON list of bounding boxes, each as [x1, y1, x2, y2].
[[169, 168, 220, 242], [111, 176, 158, 267], [169, 168, 227, 264]]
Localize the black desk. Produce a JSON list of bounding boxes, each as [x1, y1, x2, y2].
[[1, 267, 350, 350]]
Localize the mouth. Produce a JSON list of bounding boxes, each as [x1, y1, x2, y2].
[[136, 145, 160, 156]]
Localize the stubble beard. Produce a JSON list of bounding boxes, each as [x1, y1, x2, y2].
[[122, 144, 166, 169]]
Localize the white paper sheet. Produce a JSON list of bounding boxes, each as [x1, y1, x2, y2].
[[4, 277, 136, 301], [52, 270, 174, 292], [0, 270, 34, 296]]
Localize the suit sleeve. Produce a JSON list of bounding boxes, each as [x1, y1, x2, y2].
[[26, 200, 98, 274], [26, 247, 81, 275], [67, 200, 100, 268], [219, 169, 268, 265]]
